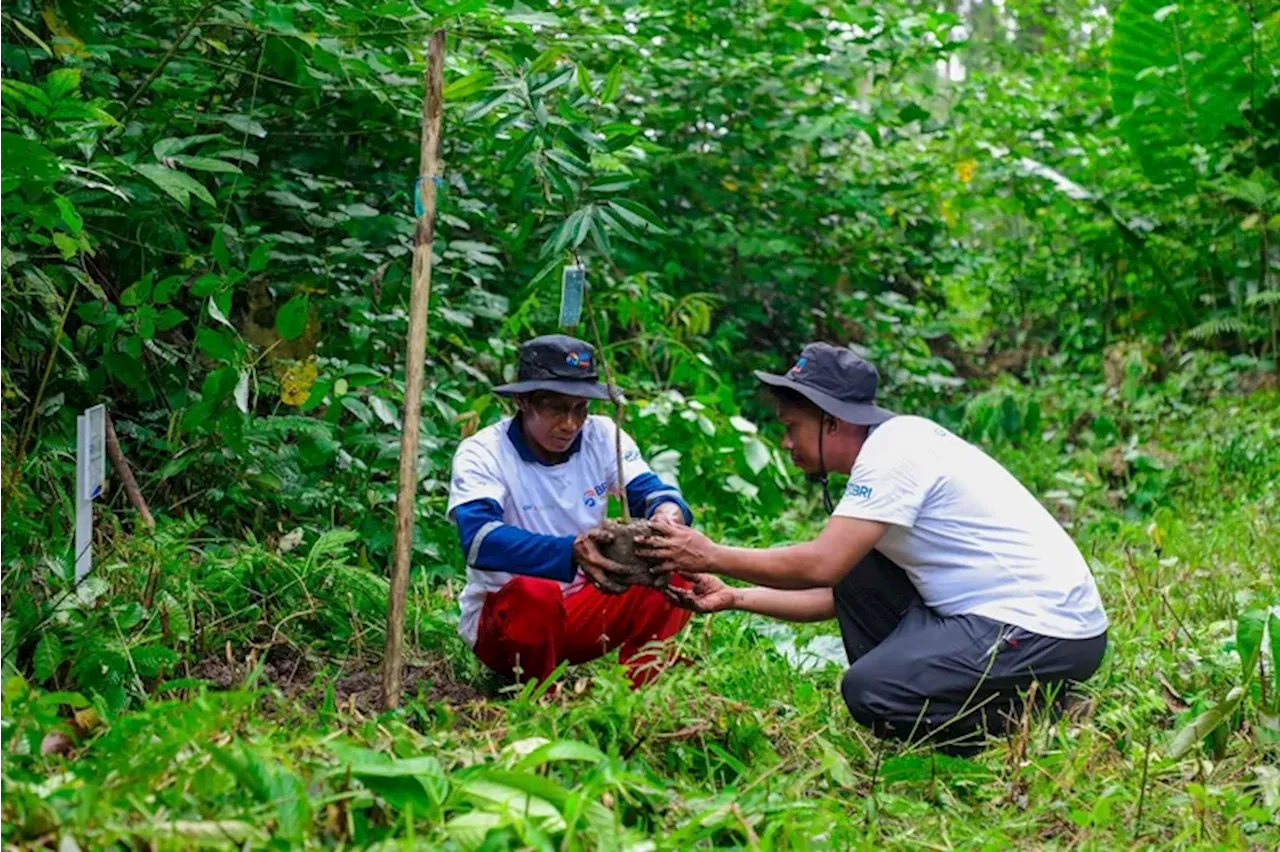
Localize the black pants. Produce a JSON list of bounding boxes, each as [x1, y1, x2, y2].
[[834, 550, 1107, 753]]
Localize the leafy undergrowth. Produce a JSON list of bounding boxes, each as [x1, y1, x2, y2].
[[3, 393, 1279, 850]]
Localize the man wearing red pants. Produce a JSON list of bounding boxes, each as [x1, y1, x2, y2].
[[447, 334, 693, 686]]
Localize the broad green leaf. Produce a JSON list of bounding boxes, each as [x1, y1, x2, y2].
[[606, 199, 667, 234], [1, 134, 62, 191], [341, 396, 373, 424], [223, 114, 267, 138], [234, 371, 251, 413], [340, 203, 379, 218], [275, 295, 310, 340], [601, 62, 623, 103], [744, 437, 770, 474], [1270, 608, 1280, 711], [446, 811, 503, 852], [196, 328, 238, 362], [575, 64, 593, 98], [153, 134, 223, 159], [212, 228, 231, 271], [44, 68, 81, 99], [248, 242, 272, 273], [514, 740, 606, 770], [1169, 686, 1245, 758], [133, 164, 215, 209], [207, 297, 234, 329], [54, 196, 83, 235], [546, 149, 591, 178], [369, 396, 399, 427], [443, 69, 494, 101], [463, 91, 514, 123], [120, 273, 153, 307], [1237, 609, 1266, 684], [725, 474, 760, 500], [156, 308, 185, 331], [529, 48, 565, 74], [53, 232, 79, 259], [33, 632, 64, 682], [530, 66, 574, 97], [573, 205, 594, 248], [171, 155, 242, 174]]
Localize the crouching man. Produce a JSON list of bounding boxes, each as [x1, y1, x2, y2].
[[447, 334, 694, 687], [641, 343, 1108, 752]]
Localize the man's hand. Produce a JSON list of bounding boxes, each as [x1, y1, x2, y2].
[[573, 529, 629, 594], [650, 502, 687, 526], [636, 517, 718, 574], [666, 573, 737, 614]]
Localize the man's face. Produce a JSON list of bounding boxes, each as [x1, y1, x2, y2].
[[777, 403, 826, 477], [518, 392, 590, 455]]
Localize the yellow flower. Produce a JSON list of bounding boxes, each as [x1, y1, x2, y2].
[[956, 159, 978, 184], [280, 359, 319, 406]]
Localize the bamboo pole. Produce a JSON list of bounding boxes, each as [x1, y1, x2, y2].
[[382, 28, 445, 711]]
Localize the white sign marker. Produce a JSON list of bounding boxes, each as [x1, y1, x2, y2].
[[75, 404, 107, 582]]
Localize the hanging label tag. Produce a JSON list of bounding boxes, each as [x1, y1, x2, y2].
[[559, 265, 584, 328]]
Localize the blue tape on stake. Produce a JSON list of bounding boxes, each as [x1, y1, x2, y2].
[[413, 175, 446, 217], [559, 265, 585, 328]]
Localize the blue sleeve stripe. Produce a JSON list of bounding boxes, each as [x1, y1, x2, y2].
[[643, 489, 683, 507]]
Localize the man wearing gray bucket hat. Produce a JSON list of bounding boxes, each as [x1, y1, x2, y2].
[[447, 334, 694, 687], [641, 342, 1109, 753]]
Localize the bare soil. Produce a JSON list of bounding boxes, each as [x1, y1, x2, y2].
[[597, 519, 668, 590]]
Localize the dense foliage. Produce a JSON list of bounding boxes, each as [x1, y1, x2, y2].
[[2, 0, 1278, 848]]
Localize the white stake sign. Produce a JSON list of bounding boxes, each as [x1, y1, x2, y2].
[[75, 404, 106, 582]]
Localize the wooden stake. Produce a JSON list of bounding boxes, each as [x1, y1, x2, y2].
[[382, 28, 445, 711], [105, 413, 155, 530]]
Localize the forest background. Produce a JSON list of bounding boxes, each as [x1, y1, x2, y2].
[[2, 0, 1279, 848]]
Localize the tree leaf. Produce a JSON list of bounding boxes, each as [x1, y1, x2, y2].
[[341, 396, 373, 424], [729, 415, 758, 434], [234, 371, 251, 414], [223, 114, 267, 138], [133, 164, 214, 209], [248, 242, 272, 273], [744, 437, 770, 474], [45, 68, 81, 99], [171, 155, 242, 174], [1169, 686, 1245, 758], [607, 199, 667, 234], [1237, 609, 1266, 684], [601, 62, 623, 103], [33, 632, 64, 682], [275, 295, 310, 341], [530, 66, 574, 97], [369, 396, 400, 427], [443, 69, 493, 101], [207, 297, 234, 329], [1270, 608, 1280, 711], [196, 328, 238, 362]]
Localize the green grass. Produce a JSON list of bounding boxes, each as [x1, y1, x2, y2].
[[3, 391, 1278, 850]]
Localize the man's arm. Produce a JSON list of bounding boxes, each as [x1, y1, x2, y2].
[[667, 574, 835, 621], [640, 515, 889, 589]]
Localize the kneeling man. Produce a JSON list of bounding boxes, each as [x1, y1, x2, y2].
[[448, 334, 694, 686], [643, 343, 1108, 751]]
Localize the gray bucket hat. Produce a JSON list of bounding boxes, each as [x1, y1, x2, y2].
[[754, 342, 896, 426], [493, 334, 617, 401]]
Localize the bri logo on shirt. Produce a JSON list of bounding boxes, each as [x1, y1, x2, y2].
[[582, 479, 608, 508], [846, 483, 873, 499]]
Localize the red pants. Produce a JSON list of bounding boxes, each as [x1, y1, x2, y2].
[[472, 575, 693, 686]]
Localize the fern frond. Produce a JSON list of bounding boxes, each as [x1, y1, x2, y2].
[[1246, 289, 1280, 307], [1186, 316, 1252, 340]]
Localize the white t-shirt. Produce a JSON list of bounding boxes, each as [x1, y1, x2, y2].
[[832, 416, 1108, 640], [446, 415, 655, 646]]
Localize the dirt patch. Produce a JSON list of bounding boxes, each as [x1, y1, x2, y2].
[[190, 643, 313, 696], [333, 659, 484, 714], [190, 645, 486, 715], [597, 519, 668, 591]]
